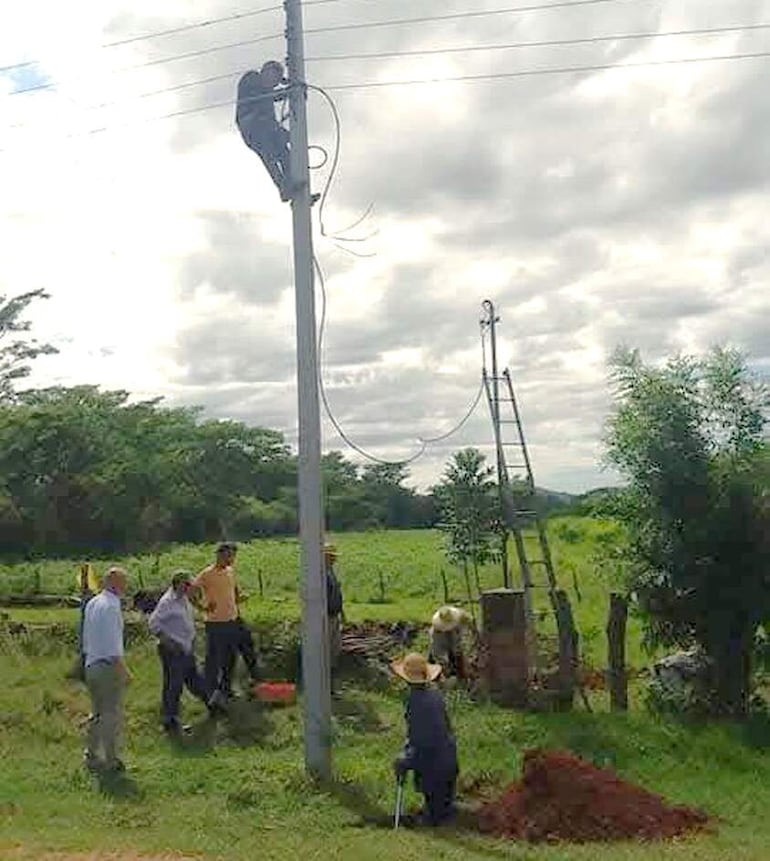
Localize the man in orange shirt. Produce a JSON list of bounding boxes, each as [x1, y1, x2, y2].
[[191, 542, 241, 709]]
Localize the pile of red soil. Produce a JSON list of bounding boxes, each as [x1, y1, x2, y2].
[[477, 748, 710, 843]]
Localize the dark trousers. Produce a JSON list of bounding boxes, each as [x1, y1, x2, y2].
[[159, 645, 208, 725], [204, 621, 239, 698], [422, 778, 457, 825], [223, 619, 260, 693], [239, 121, 291, 196]]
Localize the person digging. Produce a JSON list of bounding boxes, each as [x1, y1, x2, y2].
[[429, 605, 474, 680], [391, 652, 459, 827]]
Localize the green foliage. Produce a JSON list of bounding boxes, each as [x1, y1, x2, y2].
[[434, 449, 500, 579], [0, 289, 58, 403], [605, 346, 770, 715], [0, 389, 439, 556]]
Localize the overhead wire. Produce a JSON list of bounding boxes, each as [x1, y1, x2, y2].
[[302, 0, 659, 38], [3, 49, 770, 152], [0, 0, 354, 74], [305, 22, 770, 63]]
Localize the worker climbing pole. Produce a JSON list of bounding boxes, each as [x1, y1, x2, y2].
[[234, 56, 320, 204]]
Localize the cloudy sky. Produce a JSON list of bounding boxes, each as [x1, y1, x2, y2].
[[1, 0, 769, 492]]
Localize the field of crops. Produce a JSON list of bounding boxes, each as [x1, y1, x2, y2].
[[0, 516, 641, 666]]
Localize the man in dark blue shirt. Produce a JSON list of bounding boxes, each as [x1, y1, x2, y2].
[[235, 60, 292, 201], [392, 653, 459, 826]]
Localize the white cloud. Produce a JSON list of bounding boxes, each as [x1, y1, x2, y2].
[[2, 0, 770, 493]]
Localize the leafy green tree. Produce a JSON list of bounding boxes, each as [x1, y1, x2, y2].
[[605, 346, 770, 716], [0, 290, 57, 402], [434, 448, 499, 597]]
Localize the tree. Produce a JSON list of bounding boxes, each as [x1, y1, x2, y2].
[[605, 346, 770, 717], [434, 448, 499, 597], [0, 290, 57, 402]]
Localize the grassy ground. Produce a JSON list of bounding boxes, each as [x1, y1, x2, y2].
[[0, 518, 641, 667], [3, 522, 768, 859], [2, 636, 770, 860]]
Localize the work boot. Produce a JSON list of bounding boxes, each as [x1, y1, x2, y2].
[[83, 750, 102, 772]]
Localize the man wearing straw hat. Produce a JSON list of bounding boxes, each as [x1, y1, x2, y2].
[[324, 544, 345, 679], [391, 653, 459, 826], [429, 605, 474, 679]]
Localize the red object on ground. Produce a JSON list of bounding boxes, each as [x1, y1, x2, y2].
[[252, 681, 296, 705], [477, 748, 710, 843]]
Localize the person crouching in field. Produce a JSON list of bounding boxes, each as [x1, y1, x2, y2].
[[429, 605, 474, 680], [148, 572, 211, 735], [392, 653, 459, 826]]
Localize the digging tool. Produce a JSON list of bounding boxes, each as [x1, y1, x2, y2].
[[393, 774, 405, 830]]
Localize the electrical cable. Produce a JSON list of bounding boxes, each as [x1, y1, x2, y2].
[[9, 20, 769, 110], [314, 252, 428, 466], [7, 32, 283, 97], [307, 83, 376, 246], [322, 50, 770, 91], [302, 0, 658, 38], [3, 50, 770, 152], [309, 144, 329, 169], [315, 252, 487, 464], [0, 0, 649, 77], [418, 375, 486, 444], [305, 22, 770, 63]]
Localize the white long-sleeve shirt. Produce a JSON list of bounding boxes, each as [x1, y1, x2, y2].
[[82, 589, 124, 668], [148, 587, 196, 654]]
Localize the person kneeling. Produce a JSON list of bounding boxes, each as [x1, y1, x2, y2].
[[391, 652, 459, 826]]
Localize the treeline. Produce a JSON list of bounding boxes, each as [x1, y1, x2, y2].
[[0, 387, 439, 557]]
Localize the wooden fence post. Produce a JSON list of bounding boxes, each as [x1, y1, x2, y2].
[[554, 589, 577, 711], [607, 592, 628, 711]]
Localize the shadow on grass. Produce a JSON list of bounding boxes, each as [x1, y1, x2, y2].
[[324, 777, 514, 859], [96, 769, 142, 799], [171, 699, 275, 755], [332, 692, 389, 733]]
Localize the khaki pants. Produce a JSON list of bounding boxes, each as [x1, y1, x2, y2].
[[85, 662, 124, 767]]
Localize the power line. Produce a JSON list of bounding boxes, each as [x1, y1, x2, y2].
[[306, 22, 770, 63], [3, 49, 769, 151], [303, 0, 658, 38], [8, 21, 769, 126], [0, 0, 351, 75], [7, 32, 283, 97], [322, 49, 770, 91]]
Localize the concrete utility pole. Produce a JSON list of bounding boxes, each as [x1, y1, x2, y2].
[[482, 299, 511, 589], [284, 0, 331, 780]]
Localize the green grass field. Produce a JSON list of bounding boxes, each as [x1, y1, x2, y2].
[[2, 521, 770, 860]]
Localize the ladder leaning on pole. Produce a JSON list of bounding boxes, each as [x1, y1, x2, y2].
[[483, 365, 559, 622]]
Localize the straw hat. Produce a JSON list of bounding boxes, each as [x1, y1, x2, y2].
[[324, 543, 338, 559], [391, 652, 442, 684]]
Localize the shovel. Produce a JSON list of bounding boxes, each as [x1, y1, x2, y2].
[[393, 775, 405, 830]]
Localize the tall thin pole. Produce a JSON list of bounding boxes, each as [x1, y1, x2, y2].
[[285, 0, 331, 780], [482, 299, 510, 589]]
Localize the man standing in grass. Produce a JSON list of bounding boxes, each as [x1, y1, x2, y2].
[[324, 544, 345, 682], [82, 566, 131, 773], [191, 543, 243, 709], [148, 571, 210, 735]]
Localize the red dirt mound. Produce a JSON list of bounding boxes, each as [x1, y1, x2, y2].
[[477, 748, 710, 843]]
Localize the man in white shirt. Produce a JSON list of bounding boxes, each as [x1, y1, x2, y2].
[[148, 572, 210, 734], [82, 566, 131, 772]]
